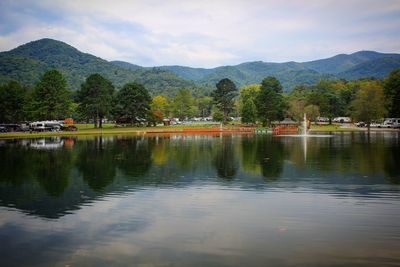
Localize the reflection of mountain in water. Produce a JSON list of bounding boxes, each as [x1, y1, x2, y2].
[[0, 133, 399, 219]]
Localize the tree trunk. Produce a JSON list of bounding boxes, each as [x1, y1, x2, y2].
[[223, 109, 228, 124], [93, 115, 97, 128], [99, 116, 103, 128]]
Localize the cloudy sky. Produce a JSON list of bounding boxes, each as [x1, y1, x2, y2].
[[0, 0, 399, 67]]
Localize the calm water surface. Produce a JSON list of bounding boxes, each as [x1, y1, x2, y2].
[[0, 132, 399, 267]]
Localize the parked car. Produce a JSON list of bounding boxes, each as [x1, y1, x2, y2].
[[317, 117, 329, 122], [369, 122, 381, 128], [356, 122, 366, 127], [333, 117, 351, 123], [0, 126, 7, 133], [63, 125, 78, 131]]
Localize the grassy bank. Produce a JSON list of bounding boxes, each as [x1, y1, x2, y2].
[[2, 123, 397, 139], [309, 124, 362, 132], [0, 123, 222, 139]]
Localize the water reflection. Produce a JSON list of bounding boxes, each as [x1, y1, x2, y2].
[[0, 133, 400, 267], [0, 133, 399, 219], [213, 135, 238, 180]]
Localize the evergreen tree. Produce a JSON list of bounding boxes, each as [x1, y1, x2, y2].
[[384, 68, 400, 117], [0, 81, 28, 123], [212, 78, 237, 124], [255, 77, 286, 126], [32, 69, 71, 120], [78, 74, 114, 128], [113, 82, 151, 125]]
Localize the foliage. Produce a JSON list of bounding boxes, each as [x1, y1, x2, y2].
[[32, 69, 71, 120], [212, 78, 238, 124], [113, 82, 151, 125], [287, 98, 306, 122], [212, 109, 224, 122], [241, 99, 257, 124], [239, 84, 260, 112], [0, 81, 29, 123], [172, 89, 197, 120], [304, 104, 320, 122], [351, 80, 386, 126], [77, 73, 114, 127], [196, 96, 213, 118], [384, 68, 400, 117], [151, 95, 170, 117], [255, 77, 287, 125]]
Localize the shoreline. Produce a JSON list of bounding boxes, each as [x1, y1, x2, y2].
[[0, 124, 399, 139]]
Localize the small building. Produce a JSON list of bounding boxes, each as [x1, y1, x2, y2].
[[272, 118, 299, 135]]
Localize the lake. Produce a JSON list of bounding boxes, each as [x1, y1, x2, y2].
[[0, 132, 400, 267]]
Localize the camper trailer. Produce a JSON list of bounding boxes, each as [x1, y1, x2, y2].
[[383, 118, 400, 128], [30, 121, 64, 132]]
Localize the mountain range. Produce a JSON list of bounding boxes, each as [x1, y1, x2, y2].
[[1, 38, 400, 95]]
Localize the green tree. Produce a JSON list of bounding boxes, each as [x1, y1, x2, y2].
[[197, 96, 213, 118], [255, 76, 286, 126], [384, 68, 400, 117], [32, 69, 71, 120], [304, 104, 320, 122], [352, 81, 386, 130], [113, 82, 151, 125], [172, 89, 196, 120], [239, 84, 260, 118], [212, 78, 238, 124], [241, 98, 257, 124], [151, 95, 170, 117], [77, 74, 114, 128], [0, 81, 28, 123], [287, 98, 306, 122]]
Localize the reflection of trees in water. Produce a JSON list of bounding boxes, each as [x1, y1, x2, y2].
[[240, 136, 261, 175], [76, 136, 154, 191], [76, 136, 117, 192], [0, 144, 73, 197], [213, 136, 238, 180], [115, 137, 153, 179], [283, 132, 400, 184], [255, 136, 285, 181], [384, 142, 400, 184], [0, 145, 36, 186]]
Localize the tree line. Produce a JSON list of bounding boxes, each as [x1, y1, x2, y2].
[[0, 68, 399, 127]]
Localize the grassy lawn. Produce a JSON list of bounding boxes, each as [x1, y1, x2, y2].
[[2, 123, 382, 139], [0, 123, 223, 139], [310, 124, 362, 132]]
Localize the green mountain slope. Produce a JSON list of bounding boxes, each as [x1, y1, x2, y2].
[[0, 38, 198, 96], [1, 38, 399, 93], [158, 51, 400, 90], [338, 57, 400, 80]]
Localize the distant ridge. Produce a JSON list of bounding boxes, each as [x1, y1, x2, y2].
[[0, 38, 200, 96], [1, 38, 400, 93]]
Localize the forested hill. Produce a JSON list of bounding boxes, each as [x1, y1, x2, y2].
[[0, 38, 201, 96], [155, 50, 400, 90], [1, 38, 400, 93]]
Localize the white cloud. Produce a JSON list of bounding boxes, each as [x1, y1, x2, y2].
[[0, 0, 400, 67]]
